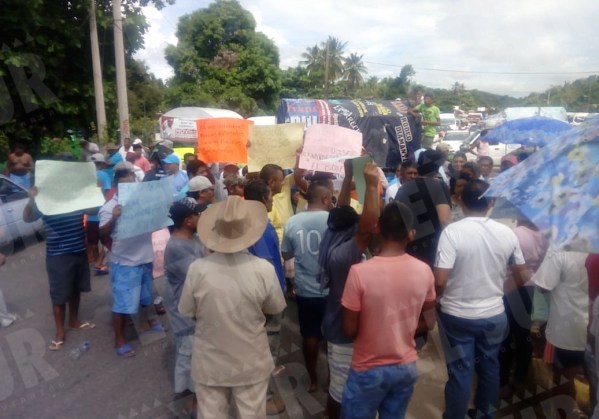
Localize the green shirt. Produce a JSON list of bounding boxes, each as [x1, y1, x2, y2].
[[417, 104, 440, 137]]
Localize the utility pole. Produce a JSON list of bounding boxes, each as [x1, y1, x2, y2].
[[113, 0, 130, 145], [89, 0, 107, 143], [324, 40, 330, 100]]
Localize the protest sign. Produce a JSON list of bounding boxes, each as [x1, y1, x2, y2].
[[248, 123, 304, 171], [352, 156, 373, 204], [160, 116, 197, 142], [116, 178, 173, 240], [299, 124, 362, 174], [196, 118, 253, 163], [34, 160, 105, 216], [172, 147, 196, 163]]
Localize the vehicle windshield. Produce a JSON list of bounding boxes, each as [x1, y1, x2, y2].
[[443, 131, 470, 142]]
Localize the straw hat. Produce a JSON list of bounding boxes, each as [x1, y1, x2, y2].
[[197, 196, 267, 253]]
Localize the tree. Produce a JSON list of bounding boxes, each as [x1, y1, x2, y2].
[[300, 45, 323, 77], [164, 0, 282, 116], [342, 53, 367, 93], [0, 0, 173, 155]]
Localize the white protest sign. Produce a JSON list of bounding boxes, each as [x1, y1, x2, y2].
[[116, 178, 173, 240], [34, 160, 105, 216], [299, 124, 362, 174]]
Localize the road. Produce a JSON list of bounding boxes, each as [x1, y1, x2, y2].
[[0, 241, 587, 418]]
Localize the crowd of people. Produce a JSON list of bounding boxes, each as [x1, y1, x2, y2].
[[0, 128, 598, 419]]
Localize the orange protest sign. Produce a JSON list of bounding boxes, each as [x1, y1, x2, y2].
[[196, 118, 253, 163]]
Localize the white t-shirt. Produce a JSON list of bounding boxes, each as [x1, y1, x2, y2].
[[384, 180, 401, 204], [435, 217, 525, 319], [532, 251, 589, 351]]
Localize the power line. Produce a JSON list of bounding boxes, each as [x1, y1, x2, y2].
[[364, 61, 599, 75]]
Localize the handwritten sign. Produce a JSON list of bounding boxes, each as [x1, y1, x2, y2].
[[299, 124, 362, 174], [34, 160, 105, 216], [196, 118, 253, 163], [248, 123, 304, 171], [116, 178, 173, 240]]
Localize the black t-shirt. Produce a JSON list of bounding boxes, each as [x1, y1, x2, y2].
[[395, 177, 450, 266]]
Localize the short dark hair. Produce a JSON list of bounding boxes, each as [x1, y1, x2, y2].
[[114, 168, 134, 184], [461, 180, 490, 212], [478, 156, 493, 166], [452, 151, 467, 161], [132, 143, 142, 150], [306, 182, 331, 204], [244, 180, 270, 203], [399, 160, 417, 174], [13, 142, 25, 151], [379, 202, 414, 242], [463, 161, 480, 178], [449, 171, 474, 195], [259, 164, 283, 182], [186, 160, 201, 178]]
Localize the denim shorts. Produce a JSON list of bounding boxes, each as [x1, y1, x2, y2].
[[110, 262, 153, 314], [341, 362, 418, 419]]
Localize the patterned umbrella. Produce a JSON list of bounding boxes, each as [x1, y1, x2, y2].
[[485, 115, 599, 252], [483, 116, 572, 147]]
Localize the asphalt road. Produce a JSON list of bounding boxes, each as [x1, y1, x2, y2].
[[0, 241, 588, 418]]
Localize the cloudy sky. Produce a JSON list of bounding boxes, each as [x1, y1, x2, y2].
[[135, 0, 599, 98]]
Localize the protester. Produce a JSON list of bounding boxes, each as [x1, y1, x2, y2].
[[341, 201, 436, 419], [319, 160, 380, 419], [88, 153, 112, 275], [132, 143, 151, 173], [533, 251, 590, 416], [282, 180, 333, 392], [434, 180, 529, 418], [384, 161, 418, 204], [105, 142, 123, 180], [162, 154, 189, 201], [23, 186, 95, 350], [118, 137, 133, 160], [6, 142, 33, 189], [99, 166, 163, 357], [417, 92, 441, 149], [448, 171, 473, 222], [179, 196, 286, 419], [244, 179, 286, 415], [125, 152, 145, 182], [260, 163, 289, 243], [187, 175, 215, 206], [164, 200, 208, 418], [223, 175, 246, 197], [80, 140, 100, 162], [0, 253, 18, 328], [404, 87, 424, 150], [447, 151, 467, 180], [478, 156, 495, 182]]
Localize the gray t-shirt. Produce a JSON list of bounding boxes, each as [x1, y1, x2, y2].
[[164, 235, 206, 336], [321, 236, 362, 344]]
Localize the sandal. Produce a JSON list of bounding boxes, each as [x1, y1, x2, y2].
[[94, 265, 109, 276], [115, 343, 136, 357], [49, 340, 64, 351], [70, 321, 96, 331]]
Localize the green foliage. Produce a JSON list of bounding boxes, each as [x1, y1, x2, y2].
[[165, 0, 282, 116], [39, 136, 83, 159]]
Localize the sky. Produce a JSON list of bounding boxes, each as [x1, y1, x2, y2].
[[134, 0, 599, 98]]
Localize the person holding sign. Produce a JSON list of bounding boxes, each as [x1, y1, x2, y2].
[[99, 166, 163, 357]]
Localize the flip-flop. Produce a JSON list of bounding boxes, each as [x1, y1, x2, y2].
[[49, 340, 64, 351], [142, 322, 165, 333], [115, 343, 136, 358], [70, 321, 96, 331]]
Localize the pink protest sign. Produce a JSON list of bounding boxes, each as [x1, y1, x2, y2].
[[152, 228, 171, 278], [299, 124, 363, 174]]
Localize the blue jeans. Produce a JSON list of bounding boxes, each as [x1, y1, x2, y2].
[[341, 362, 417, 419], [438, 311, 508, 419]]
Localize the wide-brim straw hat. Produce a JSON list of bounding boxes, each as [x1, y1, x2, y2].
[[197, 196, 267, 253]]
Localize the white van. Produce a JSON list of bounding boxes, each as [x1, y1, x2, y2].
[[440, 113, 458, 130]]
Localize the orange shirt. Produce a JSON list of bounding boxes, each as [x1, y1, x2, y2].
[[342, 254, 435, 371]]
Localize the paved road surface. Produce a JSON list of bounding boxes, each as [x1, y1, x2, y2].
[[0, 242, 587, 418]]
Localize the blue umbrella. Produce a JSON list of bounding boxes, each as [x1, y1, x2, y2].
[[485, 115, 599, 252], [483, 116, 572, 147]]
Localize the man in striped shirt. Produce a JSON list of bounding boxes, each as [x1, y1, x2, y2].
[[24, 187, 94, 351]]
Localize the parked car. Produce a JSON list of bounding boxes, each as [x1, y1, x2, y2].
[[440, 130, 521, 166], [0, 175, 44, 254]]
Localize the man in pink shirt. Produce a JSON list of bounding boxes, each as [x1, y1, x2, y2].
[[132, 143, 151, 173], [341, 202, 436, 419]]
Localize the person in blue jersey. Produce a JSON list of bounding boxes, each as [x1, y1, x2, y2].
[[23, 187, 95, 351]]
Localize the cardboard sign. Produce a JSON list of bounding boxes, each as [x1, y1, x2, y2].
[[248, 123, 305, 171], [196, 118, 253, 163], [299, 124, 362, 174], [34, 161, 105, 216]]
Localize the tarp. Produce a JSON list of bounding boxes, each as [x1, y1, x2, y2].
[[276, 99, 417, 168]]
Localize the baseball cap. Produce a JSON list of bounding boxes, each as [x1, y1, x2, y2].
[[169, 199, 208, 227], [162, 154, 180, 165], [188, 175, 214, 192], [133, 138, 143, 145], [90, 153, 105, 163]]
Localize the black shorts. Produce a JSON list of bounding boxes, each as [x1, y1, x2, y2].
[[296, 296, 326, 339], [46, 252, 91, 305], [553, 347, 585, 369], [86, 220, 100, 245]]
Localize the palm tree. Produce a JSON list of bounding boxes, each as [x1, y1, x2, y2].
[[300, 45, 323, 77], [321, 36, 347, 82], [342, 53, 368, 91]]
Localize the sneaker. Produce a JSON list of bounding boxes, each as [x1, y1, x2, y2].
[[1, 313, 17, 328]]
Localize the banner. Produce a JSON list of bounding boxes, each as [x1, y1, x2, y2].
[[248, 123, 304, 171], [299, 124, 362, 174], [196, 118, 253, 163], [34, 161, 105, 216], [116, 178, 173, 240], [160, 116, 197, 142]]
